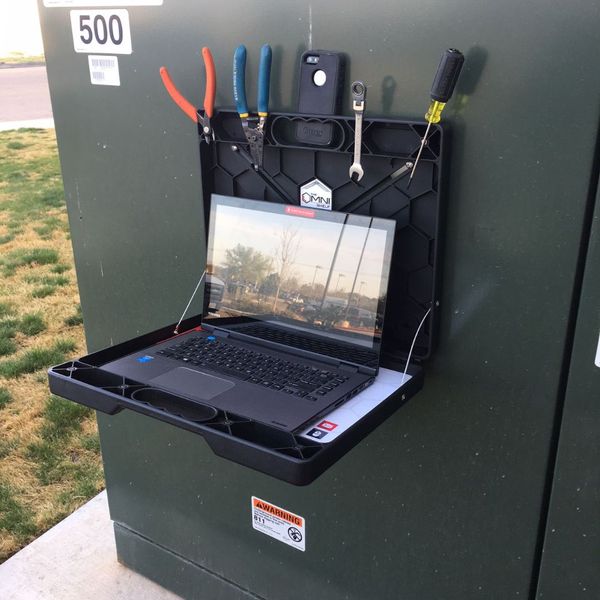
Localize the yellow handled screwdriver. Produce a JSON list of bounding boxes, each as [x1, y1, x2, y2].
[[408, 48, 464, 185]]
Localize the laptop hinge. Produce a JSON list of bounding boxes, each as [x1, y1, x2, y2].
[[339, 362, 377, 376], [212, 329, 230, 338]]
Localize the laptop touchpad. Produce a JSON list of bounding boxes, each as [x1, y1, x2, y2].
[[149, 367, 235, 401]]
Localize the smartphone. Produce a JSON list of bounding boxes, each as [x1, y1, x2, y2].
[[296, 51, 345, 146], [297, 50, 345, 115]]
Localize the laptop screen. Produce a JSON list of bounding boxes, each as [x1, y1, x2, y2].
[[204, 195, 395, 365]]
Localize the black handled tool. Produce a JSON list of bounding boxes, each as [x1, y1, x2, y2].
[[409, 48, 464, 184]]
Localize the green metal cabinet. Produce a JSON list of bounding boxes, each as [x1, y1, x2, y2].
[[535, 183, 600, 599], [38, 1, 600, 598]]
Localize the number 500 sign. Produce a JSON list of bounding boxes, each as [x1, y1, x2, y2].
[[70, 10, 132, 54]]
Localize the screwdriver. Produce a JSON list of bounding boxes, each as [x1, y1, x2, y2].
[[408, 48, 464, 185]]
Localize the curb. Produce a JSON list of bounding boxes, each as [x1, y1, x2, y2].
[[0, 62, 46, 70]]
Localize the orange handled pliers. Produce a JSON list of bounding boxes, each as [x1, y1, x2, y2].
[[160, 47, 216, 143]]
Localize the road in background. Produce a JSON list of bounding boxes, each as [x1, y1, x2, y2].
[[0, 65, 53, 129]]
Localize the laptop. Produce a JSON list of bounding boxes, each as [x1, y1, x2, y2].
[[104, 194, 396, 432]]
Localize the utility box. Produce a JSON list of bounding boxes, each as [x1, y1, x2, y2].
[[39, 1, 600, 598]]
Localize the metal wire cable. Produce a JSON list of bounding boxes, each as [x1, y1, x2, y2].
[[173, 270, 207, 334], [401, 306, 432, 385]]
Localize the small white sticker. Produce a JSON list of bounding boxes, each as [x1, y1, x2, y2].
[[70, 10, 132, 54], [88, 55, 120, 86], [300, 179, 332, 211], [251, 497, 305, 552], [595, 330, 600, 367], [46, 1, 162, 6]]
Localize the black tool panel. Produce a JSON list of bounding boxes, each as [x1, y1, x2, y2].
[[201, 109, 444, 361]]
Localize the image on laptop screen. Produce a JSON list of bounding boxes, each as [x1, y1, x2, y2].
[[204, 195, 395, 354]]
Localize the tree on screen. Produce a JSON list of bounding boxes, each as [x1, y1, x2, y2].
[[272, 227, 300, 312], [224, 244, 271, 286]]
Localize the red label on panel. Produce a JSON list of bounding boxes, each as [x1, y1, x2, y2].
[[285, 205, 315, 218]]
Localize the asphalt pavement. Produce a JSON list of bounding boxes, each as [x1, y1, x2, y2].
[[0, 64, 54, 130]]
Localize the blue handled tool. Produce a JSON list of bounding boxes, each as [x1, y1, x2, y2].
[[233, 44, 272, 169]]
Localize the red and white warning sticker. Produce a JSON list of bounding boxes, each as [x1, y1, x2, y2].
[[251, 497, 305, 552], [300, 367, 412, 443]]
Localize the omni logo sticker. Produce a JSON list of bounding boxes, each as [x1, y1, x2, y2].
[[251, 496, 306, 551], [300, 178, 332, 211]]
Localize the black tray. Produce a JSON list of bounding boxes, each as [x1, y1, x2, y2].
[[49, 315, 423, 485], [49, 108, 443, 486]]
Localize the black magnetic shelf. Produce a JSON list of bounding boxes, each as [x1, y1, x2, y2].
[[49, 315, 424, 486], [48, 108, 445, 486]]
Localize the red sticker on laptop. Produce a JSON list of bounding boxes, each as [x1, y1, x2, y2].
[[285, 205, 315, 218], [317, 420, 338, 431]]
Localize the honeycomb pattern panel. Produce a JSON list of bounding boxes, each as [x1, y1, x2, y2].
[[204, 111, 443, 360]]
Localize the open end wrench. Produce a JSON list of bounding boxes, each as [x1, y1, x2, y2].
[[349, 81, 366, 182]]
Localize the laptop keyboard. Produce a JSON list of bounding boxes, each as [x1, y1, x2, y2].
[[156, 336, 350, 400], [236, 323, 379, 367]]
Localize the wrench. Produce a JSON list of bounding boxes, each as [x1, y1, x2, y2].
[[349, 81, 366, 181]]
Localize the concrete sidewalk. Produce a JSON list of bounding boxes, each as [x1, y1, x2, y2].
[[0, 491, 181, 600], [0, 118, 54, 131]]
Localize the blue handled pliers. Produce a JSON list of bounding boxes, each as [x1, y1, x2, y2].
[[233, 44, 272, 170]]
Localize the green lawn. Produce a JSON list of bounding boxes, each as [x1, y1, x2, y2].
[[0, 129, 103, 562], [0, 53, 45, 65]]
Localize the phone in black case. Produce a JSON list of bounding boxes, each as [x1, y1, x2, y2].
[[298, 50, 345, 114], [296, 50, 345, 146]]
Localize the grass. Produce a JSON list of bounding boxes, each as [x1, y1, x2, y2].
[[0, 130, 64, 236], [2, 248, 59, 276], [0, 339, 76, 378], [0, 338, 18, 357], [31, 285, 57, 299], [80, 433, 101, 453], [0, 315, 46, 347], [7, 141, 28, 150], [27, 396, 93, 485], [0, 317, 19, 355], [0, 129, 101, 562], [0, 319, 18, 341], [64, 305, 83, 327], [0, 439, 18, 459], [0, 52, 45, 65], [0, 302, 15, 319], [42, 396, 91, 437], [51, 264, 70, 274], [0, 483, 38, 541], [34, 216, 67, 239], [24, 275, 69, 286], [18, 314, 47, 336], [0, 388, 12, 409]]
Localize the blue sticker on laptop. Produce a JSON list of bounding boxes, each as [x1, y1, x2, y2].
[[137, 355, 154, 363], [306, 428, 329, 439]]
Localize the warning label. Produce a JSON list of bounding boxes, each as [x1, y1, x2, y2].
[[251, 496, 305, 552]]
